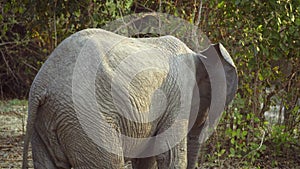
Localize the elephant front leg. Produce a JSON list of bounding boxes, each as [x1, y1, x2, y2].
[[187, 123, 206, 169], [187, 132, 201, 169]]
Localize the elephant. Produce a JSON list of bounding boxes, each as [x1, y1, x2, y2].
[[22, 28, 238, 169]]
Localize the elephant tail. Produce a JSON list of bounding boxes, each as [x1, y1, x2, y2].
[[22, 89, 46, 169]]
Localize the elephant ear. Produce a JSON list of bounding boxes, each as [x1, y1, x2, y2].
[[200, 43, 238, 106], [213, 43, 238, 105]]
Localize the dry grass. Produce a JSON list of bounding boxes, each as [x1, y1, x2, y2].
[[0, 99, 299, 169], [0, 100, 33, 168]]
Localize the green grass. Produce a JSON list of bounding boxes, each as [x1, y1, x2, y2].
[[0, 99, 28, 113]]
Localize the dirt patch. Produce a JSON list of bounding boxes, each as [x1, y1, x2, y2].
[[0, 100, 33, 168], [0, 100, 299, 168]]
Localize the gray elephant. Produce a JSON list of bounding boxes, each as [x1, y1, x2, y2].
[[22, 28, 237, 169]]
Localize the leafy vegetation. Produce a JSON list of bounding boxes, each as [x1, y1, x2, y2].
[[0, 0, 299, 168]]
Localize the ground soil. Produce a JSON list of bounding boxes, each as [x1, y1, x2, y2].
[[0, 103, 33, 168], [0, 101, 299, 169]]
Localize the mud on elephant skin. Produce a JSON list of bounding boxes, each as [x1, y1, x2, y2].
[[22, 28, 238, 169]]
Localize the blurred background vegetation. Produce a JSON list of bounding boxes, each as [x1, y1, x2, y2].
[[0, 0, 299, 168]]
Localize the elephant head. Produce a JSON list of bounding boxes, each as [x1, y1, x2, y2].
[[200, 43, 238, 105], [188, 43, 238, 169]]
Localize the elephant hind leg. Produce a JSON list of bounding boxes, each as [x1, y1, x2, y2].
[[62, 132, 125, 169], [155, 120, 188, 169], [132, 157, 157, 169], [156, 137, 187, 169], [32, 128, 70, 169], [57, 118, 125, 169]]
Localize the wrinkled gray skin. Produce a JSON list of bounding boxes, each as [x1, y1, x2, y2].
[[22, 29, 237, 169]]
